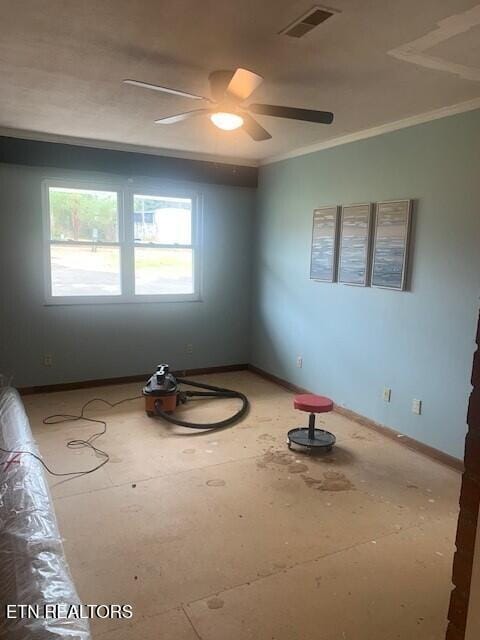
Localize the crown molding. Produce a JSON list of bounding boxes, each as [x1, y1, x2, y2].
[[260, 97, 480, 165], [3, 95, 480, 170], [0, 126, 259, 168]]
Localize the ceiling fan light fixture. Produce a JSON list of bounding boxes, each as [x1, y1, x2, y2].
[[210, 111, 244, 131]]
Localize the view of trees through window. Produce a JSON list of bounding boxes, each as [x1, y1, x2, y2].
[[50, 187, 118, 242], [47, 186, 195, 299]]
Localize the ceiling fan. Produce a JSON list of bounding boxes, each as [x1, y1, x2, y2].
[[123, 67, 334, 141]]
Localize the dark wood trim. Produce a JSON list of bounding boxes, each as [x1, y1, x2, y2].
[[18, 360, 465, 473], [0, 136, 258, 188], [247, 364, 309, 394], [18, 364, 249, 395], [18, 374, 150, 395], [334, 404, 464, 473], [447, 311, 480, 640], [248, 364, 464, 473]]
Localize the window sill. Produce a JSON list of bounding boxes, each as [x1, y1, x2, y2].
[[43, 295, 202, 306]]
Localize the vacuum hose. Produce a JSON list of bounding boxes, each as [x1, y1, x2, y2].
[[154, 377, 249, 430]]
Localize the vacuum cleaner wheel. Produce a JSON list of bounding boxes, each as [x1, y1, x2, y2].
[[287, 427, 336, 451]]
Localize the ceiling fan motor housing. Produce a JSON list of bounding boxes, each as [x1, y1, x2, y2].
[[208, 70, 237, 102]]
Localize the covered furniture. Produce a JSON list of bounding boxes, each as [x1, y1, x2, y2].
[[0, 386, 91, 640]]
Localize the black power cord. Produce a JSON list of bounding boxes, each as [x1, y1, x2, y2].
[[0, 395, 141, 478], [154, 377, 249, 429], [1, 378, 248, 476]]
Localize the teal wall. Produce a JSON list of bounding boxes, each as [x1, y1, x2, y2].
[[1, 111, 478, 459], [251, 109, 480, 459], [0, 164, 255, 387]]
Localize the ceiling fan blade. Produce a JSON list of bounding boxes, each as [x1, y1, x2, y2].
[[226, 68, 263, 101], [154, 109, 212, 124], [123, 79, 210, 101], [241, 113, 272, 141], [249, 103, 334, 124]]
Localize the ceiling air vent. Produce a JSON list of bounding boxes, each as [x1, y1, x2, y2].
[[280, 6, 339, 38]]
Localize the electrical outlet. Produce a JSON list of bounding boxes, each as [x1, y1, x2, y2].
[[43, 354, 53, 367], [296, 356, 303, 368], [412, 399, 422, 415], [186, 343, 193, 355], [383, 387, 391, 403]]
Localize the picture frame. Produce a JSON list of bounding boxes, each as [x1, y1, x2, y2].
[[310, 206, 340, 282], [338, 203, 372, 286], [371, 199, 412, 291]]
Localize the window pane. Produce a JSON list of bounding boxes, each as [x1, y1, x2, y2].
[[49, 187, 119, 242], [133, 194, 191, 244], [51, 245, 121, 296], [135, 248, 193, 295]]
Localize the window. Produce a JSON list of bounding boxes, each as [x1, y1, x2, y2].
[[133, 194, 194, 296], [44, 181, 200, 304], [48, 187, 122, 297]]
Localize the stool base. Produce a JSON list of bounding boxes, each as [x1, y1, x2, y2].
[[287, 427, 336, 452]]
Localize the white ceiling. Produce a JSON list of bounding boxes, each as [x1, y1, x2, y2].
[[0, 0, 479, 164]]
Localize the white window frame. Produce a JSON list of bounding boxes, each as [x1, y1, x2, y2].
[[42, 178, 202, 305]]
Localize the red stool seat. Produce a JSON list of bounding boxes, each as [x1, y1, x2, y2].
[[294, 394, 333, 414]]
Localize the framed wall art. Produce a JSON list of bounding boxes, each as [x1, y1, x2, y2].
[[310, 206, 340, 282], [371, 199, 412, 290], [338, 203, 372, 286]]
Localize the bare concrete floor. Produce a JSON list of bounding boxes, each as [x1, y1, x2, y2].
[[25, 371, 461, 640]]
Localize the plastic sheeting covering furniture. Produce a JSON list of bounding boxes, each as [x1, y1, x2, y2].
[[0, 386, 91, 639]]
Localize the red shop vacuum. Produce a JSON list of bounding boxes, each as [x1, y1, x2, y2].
[[142, 364, 249, 429]]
